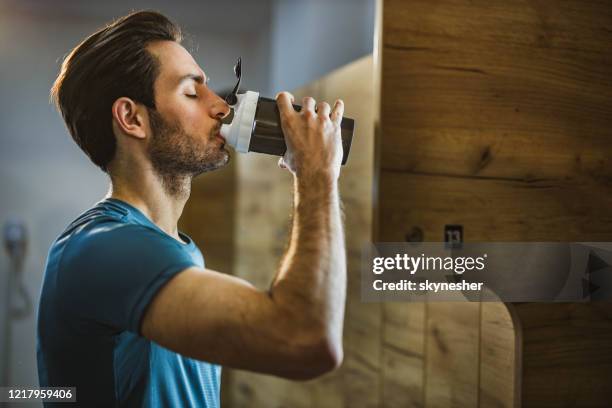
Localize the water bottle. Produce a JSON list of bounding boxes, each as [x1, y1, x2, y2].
[[220, 58, 355, 165]]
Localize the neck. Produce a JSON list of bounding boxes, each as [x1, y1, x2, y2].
[[106, 169, 191, 242]]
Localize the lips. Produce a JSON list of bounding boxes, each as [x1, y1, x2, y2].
[[215, 133, 226, 144]]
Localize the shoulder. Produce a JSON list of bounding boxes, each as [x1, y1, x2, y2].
[[57, 218, 198, 298], [64, 221, 189, 266], [67, 220, 155, 252]]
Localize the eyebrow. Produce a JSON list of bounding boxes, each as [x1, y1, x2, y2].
[[178, 73, 207, 85]]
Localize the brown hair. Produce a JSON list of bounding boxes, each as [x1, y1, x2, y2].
[[50, 10, 182, 172]]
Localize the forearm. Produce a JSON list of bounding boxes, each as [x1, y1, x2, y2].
[[269, 173, 346, 345]]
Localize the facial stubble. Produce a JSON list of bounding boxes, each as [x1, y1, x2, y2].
[[147, 108, 230, 198]]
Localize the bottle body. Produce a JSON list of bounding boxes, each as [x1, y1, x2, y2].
[[250, 97, 354, 165]]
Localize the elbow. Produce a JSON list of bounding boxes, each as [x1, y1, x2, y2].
[[285, 335, 344, 381], [316, 338, 344, 375]]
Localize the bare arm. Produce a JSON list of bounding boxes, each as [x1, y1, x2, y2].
[[141, 93, 347, 380]]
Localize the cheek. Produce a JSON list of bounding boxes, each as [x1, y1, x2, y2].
[[159, 96, 216, 137], [184, 116, 215, 139]]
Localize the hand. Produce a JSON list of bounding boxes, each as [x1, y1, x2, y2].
[[275, 92, 344, 181]]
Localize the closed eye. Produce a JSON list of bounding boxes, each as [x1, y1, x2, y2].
[[185, 94, 198, 99]]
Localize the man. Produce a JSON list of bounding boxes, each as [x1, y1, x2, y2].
[[37, 10, 346, 407]]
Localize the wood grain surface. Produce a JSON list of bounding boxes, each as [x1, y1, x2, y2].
[[377, 0, 612, 407]]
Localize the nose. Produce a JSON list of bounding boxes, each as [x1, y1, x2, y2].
[[212, 93, 231, 120]]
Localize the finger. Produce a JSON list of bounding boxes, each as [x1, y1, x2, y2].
[[275, 91, 294, 102], [317, 101, 331, 118], [330, 99, 344, 125], [302, 96, 316, 114], [276, 92, 295, 118]]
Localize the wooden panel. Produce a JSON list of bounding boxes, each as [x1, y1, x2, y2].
[[381, 0, 612, 180], [379, 1, 612, 407], [425, 302, 480, 408], [514, 302, 612, 408], [379, 170, 612, 242], [180, 161, 236, 273], [382, 303, 425, 407], [230, 371, 313, 408], [480, 302, 519, 408], [383, 0, 612, 52]]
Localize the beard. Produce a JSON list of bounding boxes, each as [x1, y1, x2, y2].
[[146, 108, 230, 198]]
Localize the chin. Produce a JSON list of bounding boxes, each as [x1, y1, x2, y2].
[[197, 149, 230, 175], [217, 148, 231, 166]]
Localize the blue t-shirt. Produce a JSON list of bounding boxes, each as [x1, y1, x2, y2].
[[37, 198, 221, 407]]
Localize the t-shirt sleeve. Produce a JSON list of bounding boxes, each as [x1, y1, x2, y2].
[[59, 222, 198, 334]]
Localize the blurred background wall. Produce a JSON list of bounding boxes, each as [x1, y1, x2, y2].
[[0, 0, 375, 402]]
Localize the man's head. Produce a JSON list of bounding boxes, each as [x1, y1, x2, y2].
[[51, 11, 230, 195]]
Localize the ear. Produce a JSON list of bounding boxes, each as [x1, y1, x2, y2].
[[111, 97, 147, 139]]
